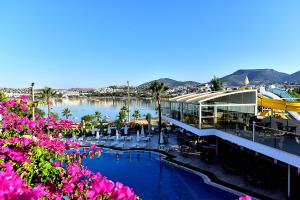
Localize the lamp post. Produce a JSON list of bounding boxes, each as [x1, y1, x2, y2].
[[31, 82, 35, 121], [127, 81, 130, 123]]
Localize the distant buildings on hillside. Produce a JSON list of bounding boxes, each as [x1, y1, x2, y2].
[[1, 81, 299, 99]]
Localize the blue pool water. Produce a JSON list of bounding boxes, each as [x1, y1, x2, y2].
[[83, 149, 239, 200]]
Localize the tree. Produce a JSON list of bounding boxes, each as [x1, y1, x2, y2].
[[211, 76, 223, 91], [118, 108, 127, 122], [81, 114, 95, 122], [145, 113, 152, 135], [149, 81, 168, 143], [62, 108, 72, 119], [132, 110, 140, 121], [120, 106, 128, 113], [35, 107, 45, 118], [41, 87, 57, 120], [0, 90, 7, 102], [94, 111, 102, 121], [50, 112, 59, 121]]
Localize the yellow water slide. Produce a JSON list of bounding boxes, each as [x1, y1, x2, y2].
[[257, 95, 300, 112]]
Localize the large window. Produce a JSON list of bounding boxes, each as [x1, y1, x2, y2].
[[167, 91, 257, 130], [203, 91, 256, 105]]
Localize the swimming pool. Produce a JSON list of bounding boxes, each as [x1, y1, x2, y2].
[[83, 149, 240, 200]]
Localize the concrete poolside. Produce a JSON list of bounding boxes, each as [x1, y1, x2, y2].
[[75, 133, 285, 200]]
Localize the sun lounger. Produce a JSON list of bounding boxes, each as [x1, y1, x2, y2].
[[110, 141, 119, 146], [102, 136, 108, 140], [141, 137, 150, 142], [126, 136, 132, 141], [115, 143, 125, 148], [108, 136, 115, 140], [120, 136, 126, 141]]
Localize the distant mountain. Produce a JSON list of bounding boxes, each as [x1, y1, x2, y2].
[[221, 69, 289, 86], [137, 78, 201, 89], [284, 71, 300, 82]]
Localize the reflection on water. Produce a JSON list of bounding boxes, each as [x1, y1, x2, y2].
[[39, 98, 159, 122]]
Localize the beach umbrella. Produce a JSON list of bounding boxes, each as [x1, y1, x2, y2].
[[136, 130, 140, 142], [105, 115, 110, 122], [100, 121, 104, 136], [116, 130, 119, 141], [124, 125, 128, 135], [107, 124, 111, 136], [96, 131, 100, 139], [141, 125, 145, 137], [159, 131, 164, 144]]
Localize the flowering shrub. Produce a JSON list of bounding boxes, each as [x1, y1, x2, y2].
[[239, 195, 252, 200], [0, 96, 137, 200]]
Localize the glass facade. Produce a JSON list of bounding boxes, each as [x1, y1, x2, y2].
[[163, 91, 257, 129]]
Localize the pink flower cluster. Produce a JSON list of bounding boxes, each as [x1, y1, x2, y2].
[[0, 96, 138, 200], [0, 162, 46, 199], [239, 195, 252, 200]]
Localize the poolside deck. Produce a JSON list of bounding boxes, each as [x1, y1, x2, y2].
[[74, 132, 285, 200]]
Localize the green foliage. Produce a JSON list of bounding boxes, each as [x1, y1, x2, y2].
[[62, 108, 72, 119], [41, 87, 57, 101], [118, 109, 127, 122], [120, 106, 128, 112], [145, 113, 152, 124], [17, 146, 63, 187], [288, 88, 300, 98], [0, 90, 7, 102], [41, 87, 57, 119], [81, 114, 95, 122], [149, 81, 169, 102], [148, 81, 168, 137], [55, 93, 63, 98], [132, 110, 141, 121], [35, 108, 45, 117], [94, 111, 102, 121], [211, 76, 224, 91], [50, 112, 59, 120]]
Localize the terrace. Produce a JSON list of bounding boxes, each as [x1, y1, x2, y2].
[[161, 89, 300, 199]]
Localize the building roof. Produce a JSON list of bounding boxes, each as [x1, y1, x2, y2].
[[169, 89, 257, 104]]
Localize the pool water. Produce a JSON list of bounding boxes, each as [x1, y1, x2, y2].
[[83, 149, 239, 200]]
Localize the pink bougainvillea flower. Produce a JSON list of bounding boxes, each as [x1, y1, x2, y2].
[[239, 195, 252, 200], [0, 96, 138, 200]]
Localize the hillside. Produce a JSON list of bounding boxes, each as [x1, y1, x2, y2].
[[284, 71, 300, 82], [221, 69, 289, 86], [137, 78, 201, 89]]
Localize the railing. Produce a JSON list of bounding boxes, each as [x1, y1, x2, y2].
[[211, 120, 300, 156], [163, 108, 300, 157]]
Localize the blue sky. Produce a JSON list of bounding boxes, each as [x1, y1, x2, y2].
[[0, 0, 300, 88]]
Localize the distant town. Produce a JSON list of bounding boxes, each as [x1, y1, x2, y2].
[[1, 69, 300, 99]]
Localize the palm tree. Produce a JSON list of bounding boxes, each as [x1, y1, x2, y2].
[[94, 111, 102, 122], [62, 108, 72, 119], [132, 110, 140, 121], [149, 81, 168, 142], [41, 87, 57, 120], [211, 76, 223, 91]]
